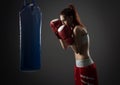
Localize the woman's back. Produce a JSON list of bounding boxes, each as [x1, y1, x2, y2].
[[73, 26, 90, 59]]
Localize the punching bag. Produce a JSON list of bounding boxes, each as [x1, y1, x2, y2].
[[19, 0, 42, 71]]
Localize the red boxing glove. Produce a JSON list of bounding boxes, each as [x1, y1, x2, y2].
[[50, 19, 62, 39], [58, 25, 74, 45]]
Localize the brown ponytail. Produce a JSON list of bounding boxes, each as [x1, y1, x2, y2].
[[69, 4, 84, 27], [60, 4, 84, 27], [68, 4, 75, 11]]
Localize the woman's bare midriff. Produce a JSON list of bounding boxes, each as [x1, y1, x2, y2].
[[75, 52, 90, 60]]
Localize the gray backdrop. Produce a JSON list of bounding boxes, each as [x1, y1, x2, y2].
[[1, 0, 120, 85]]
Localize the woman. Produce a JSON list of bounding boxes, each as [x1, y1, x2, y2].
[[50, 4, 98, 85]]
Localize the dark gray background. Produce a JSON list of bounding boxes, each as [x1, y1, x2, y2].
[[1, 0, 120, 85]]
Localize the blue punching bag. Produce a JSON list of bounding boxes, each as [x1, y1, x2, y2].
[[19, 0, 42, 71]]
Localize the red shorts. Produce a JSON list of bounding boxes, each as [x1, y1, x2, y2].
[[74, 63, 98, 85]]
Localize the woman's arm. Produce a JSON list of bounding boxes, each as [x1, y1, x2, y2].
[[70, 26, 82, 54], [59, 39, 68, 50], [59, 38, 79, 53], [70, 43, 79, 53]]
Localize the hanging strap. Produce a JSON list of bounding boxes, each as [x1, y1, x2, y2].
[[24, 0, 36, 6]]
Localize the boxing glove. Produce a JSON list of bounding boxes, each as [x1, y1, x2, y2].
[[50, 19, 62, 39], [58, 25, 74, 45]]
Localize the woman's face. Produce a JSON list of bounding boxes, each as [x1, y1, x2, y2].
[[60, 15, 73, 26]]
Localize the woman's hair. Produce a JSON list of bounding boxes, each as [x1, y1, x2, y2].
[[60, 4, 84, 27]]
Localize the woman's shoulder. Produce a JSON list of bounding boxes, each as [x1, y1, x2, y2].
[[73, 25, 88, 35]]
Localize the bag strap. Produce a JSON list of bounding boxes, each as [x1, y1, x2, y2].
[[24, 0, 36, 6]]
